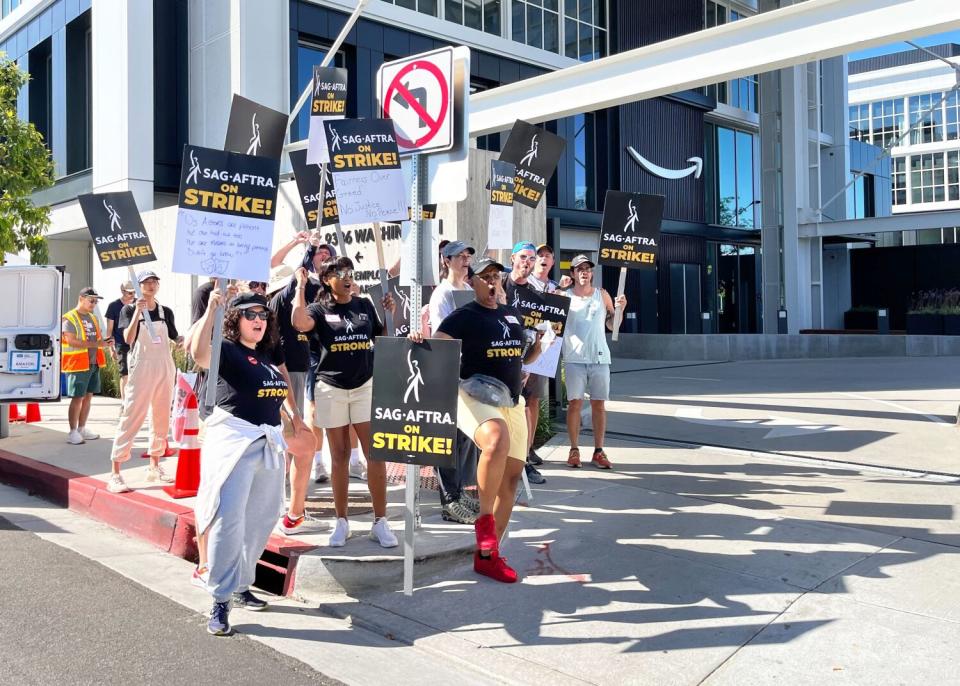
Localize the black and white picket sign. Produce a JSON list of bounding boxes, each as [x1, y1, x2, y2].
[[487, 159, 516, 249], [289, 148, 340, 228], [498, 120, 566, 209], [508, 288, 570, 378], [224, 95, 289, 160], [307, 66, 348, 164], [366, 276, 434, 337]]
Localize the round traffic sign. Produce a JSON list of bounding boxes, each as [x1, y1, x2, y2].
[[383, 60, 450, 151]]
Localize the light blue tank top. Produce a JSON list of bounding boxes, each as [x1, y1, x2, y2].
[[562, 288, 610, 365]]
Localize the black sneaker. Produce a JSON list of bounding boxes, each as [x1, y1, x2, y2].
[[232, 589, 268, 612], [525, 463, 546, 485], [207, 601, 232, 635], [527, 449, 544, 466]]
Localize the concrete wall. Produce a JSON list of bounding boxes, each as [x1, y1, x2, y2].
[[609, 333, 960, 361]]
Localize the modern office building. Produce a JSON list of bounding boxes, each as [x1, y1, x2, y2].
[[1, 0, 889, 334]]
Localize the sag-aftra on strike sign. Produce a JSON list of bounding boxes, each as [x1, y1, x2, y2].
[[598, 191, 664, 270]]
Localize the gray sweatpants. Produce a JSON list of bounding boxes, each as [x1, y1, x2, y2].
[[206, 437, 284, 603]]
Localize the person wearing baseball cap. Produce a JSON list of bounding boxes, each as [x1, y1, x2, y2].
[[420, 255, 545, 583], [104, 280, 137, 401], [562, 254, 625, 470], [107, 269, 181, 494], [61, 287, 113, 445], [190, 288, 311, 634]]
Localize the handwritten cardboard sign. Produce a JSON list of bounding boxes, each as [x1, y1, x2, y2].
[[324, 118, 407, 226], [172, 144, 280, 282]]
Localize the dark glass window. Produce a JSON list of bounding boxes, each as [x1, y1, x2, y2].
[[292, 41, 347, 142]]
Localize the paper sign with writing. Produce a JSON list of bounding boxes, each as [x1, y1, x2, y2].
[[173, 144, 280, 282], [289, 148, 339, 227], [324, 118, 407, 226], [498, 120, 566, 209], [224, 94, 288, 160], [370, 337, 461, 468], [307, 67, 348, 165], [78, 191, 156, 268], [487, 159, 516, 249], [313, 222, 403, 289], [506, 287, 569, 378], [598, 191, 664, 270]]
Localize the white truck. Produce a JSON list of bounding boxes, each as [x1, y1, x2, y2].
[[0, 265, 64, 438]]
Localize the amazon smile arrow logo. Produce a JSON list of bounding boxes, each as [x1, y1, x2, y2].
[[627, 146, 703, 180]]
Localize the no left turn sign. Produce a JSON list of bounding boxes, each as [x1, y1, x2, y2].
[[378, 47, 455, 156]]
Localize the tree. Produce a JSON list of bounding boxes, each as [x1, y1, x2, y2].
[[0, 54, 54, 264]]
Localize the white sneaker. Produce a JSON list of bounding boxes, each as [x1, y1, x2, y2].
[[146, 465, 174, 483], [312, 458, 329, 483], [349, 459, 368, 481], [370, 517, 399, 548], [190, 565, 210, 589], [106, 474, 131, 494], [328, 517, 350, 547], [276, 512, 329, 536], [66, 430, 85, 445], [79, 426, 99, 440]]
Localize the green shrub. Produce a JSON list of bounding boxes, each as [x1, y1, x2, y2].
[[98, 352, 121, 399]]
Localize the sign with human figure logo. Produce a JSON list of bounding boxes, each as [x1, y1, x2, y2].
[[307, 66, 348, 164], [289, 148, 340, 227], [598, 191, 664, 270], [172, 144, 281, 282], [511, 289, 570, 378], [366, 276, 434, 337], [224, 94, 289, 160], [78, 191, 157, 268], [498, 120, 566, 209], [370, 337, 461, 467]]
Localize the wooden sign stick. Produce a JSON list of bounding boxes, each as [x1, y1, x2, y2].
[[611, 267, 627, 341]]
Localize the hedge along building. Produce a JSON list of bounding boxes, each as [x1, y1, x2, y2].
[[1, 0, 957, 334]]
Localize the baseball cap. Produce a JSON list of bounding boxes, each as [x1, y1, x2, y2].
[[136, 269, 160, 283], [79, 287, 103, 300], [316, 243, 337, 257], [441, 240, 475, 258], [265, 264, 295, 296], [468, 257, 505, 277], [570, 254, 595, 270], [536, 244, 554, 255], [121, 280, 135, 293], [512, 241, 537, 254], [229, 292, 268, 310]]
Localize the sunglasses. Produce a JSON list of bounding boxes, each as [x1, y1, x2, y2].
[[247, 281, 266, 291], [332, 269, 354, 280], [241, 309, 269, 321], [514, 254, 535, 261]]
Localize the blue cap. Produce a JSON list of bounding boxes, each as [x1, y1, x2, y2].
[[512, 241, 536, 255]]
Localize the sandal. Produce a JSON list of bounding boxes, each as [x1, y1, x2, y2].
[[592, 449, 612, 470], [567, 448, 582, 468]]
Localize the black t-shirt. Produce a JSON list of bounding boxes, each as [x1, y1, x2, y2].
[[437, 301, 526, 401], [307, 297, 384, 389], [191, 281, 215, 324], [105, 298, 127, 347], [118, 303, 179, 342], [216, 340, 288, 426], [268, 278, 318, 373]]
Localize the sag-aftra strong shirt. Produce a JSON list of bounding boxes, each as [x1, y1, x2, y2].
[[216, 340, 288, 426], [437, 301, 526, 401], [307, 297, 384, 390]]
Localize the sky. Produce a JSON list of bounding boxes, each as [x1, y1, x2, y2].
[[849, 30, 960, 61]]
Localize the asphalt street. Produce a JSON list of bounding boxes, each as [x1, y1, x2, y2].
[[0, 515, 339, 686]]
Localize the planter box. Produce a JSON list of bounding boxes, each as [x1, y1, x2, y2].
[[943, 314, 960, 336], [844, 311, 879, 330], [906, 313, 944, 335]]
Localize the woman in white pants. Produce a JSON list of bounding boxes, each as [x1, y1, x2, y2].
[[191, 290, 311, 636]]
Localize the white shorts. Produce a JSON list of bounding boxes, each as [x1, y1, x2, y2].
[[564, 362, 610, 401], [313, 378, 373, 429]]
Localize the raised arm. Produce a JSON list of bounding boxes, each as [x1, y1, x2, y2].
[[291, 267, 317, 333], [189, 287, 225, 369], [271, 231, 310, 268]]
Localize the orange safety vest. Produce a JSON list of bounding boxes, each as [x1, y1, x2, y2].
[[61, 308, 107, 373]]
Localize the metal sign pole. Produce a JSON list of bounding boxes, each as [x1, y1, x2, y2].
[[203, 277, 228, 415], [126, 265, 159, 342]]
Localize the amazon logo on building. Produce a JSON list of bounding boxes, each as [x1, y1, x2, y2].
[[626, 146, 702, 180]]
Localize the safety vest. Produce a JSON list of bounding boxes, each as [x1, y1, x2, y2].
[[62, 308, 106, 373]]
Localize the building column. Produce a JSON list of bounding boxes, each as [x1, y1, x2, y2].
[[91, 0, 154, 210], [51, 27, 67, 178]]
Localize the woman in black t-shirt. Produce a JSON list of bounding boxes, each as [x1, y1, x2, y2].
[[292, 257, 399, 550], [190, 290, 312, 636]]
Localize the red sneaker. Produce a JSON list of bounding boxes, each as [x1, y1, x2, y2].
[[591, 449, 612, 469], [474, 550, 518, 583], [474, 513, 498, 552]]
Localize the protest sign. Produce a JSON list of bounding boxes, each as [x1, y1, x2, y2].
[[289, 148, 339, 227], [78, 191, 156, 268], [366, 276, 434, 337], [370, 337, 461, 468], [399, 219, 439, 287], [598, 191, 664, 269], [224, 95, 288, 160], [173, 144, 280, 282], [487, 159, 516, 249], [313, 221, 403, 289], [507, 288, 569, 378], [307, 66, 348, 164], [498, 120, 566, 209], [451, 289, 474, 310], [324, 118, 407, 226]]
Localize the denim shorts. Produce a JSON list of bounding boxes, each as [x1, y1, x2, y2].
[[564, 362, 610, 401]]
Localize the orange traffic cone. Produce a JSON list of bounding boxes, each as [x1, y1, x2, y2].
[[7, 404, 23, 422], [24, 403, 41, 423], [163, 392, 201, 499]]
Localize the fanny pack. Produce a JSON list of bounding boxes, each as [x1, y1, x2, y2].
[[460, 374, 515, 408]]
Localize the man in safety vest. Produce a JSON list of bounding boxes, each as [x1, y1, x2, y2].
[[61, 288, 114, 445]]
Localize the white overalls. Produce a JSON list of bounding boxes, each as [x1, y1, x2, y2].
[[110, 304, 176, 462]]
